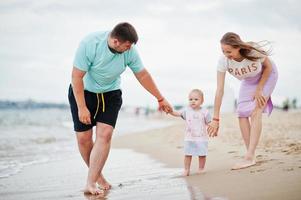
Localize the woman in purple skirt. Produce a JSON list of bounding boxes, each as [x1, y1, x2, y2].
[[208, 32, 278, 170]]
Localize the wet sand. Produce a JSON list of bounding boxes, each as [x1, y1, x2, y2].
[[0, 148, 220, 200], [113, 110, 301, 200]]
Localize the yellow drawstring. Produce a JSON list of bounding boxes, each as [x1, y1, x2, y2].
[[94, 94, 100, 119], [101, 93, 105, 112], [94, 93, 105, 119]]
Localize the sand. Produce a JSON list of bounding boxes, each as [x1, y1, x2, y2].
[[113, 110, 301, 200]]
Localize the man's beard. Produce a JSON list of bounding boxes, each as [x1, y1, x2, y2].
[[108, 45, 122, 54]]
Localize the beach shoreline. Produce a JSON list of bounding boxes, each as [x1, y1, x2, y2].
[[113, 110, 301, 200], [0, 110, 300, 200]]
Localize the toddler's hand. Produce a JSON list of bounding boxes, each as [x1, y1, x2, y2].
[[207, 121, 219, 137], [158, 98, 173, 114]]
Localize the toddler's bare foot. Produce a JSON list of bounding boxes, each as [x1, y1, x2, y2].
[[183, 169, 190, 176], [231, 159, 256, 170], [83, 183, 103, 195], [97, 174, 111, 190], [197, 168, 205, 174]]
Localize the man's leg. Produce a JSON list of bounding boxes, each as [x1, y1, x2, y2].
[[76, 129, 111, 190], [76, 129, 93, 166], [85, 122, 113, 193], [76, 129, 102, 194]]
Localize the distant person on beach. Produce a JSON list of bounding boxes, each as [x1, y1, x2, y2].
[[68, 22, 173, 195], [170, 89, 211, 176], [207, 32, 278, 170]]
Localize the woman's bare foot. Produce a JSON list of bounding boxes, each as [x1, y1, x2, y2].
[[183, 169, 190, 176], [231, 159, 256, 170], [97, 174, 111, 190], [83, 183, 103, 195]]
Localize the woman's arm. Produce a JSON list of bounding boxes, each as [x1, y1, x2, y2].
[[254, 57, 273, 108], [208, 71, 226, 137], [213, 71, 226, 119]]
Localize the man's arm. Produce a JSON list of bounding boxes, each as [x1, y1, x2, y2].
[[169, 111, 182, 117], [71, 67, 91, 125], [134, 68, 173, 113]]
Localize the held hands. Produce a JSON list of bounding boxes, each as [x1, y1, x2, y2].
[[254, 88, 266, 108], [207, 120, 219, 137], [78, 106, 91, 125], [158, 98, 173, 114]]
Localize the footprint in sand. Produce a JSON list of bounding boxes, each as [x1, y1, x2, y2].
[[256, 160, 267, 165], [256, 154, 272, 161], [256, 156, 277, 165], [250, 168, 266, 173], [283, 167, 294, 172], [281, 143, 301, 155]]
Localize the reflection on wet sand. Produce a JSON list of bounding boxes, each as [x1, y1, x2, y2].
[[84, 190, 108, 200], [83, 183, 227, 200], [81, 149, 227, 200], [0, 148, 226, 200], [186, 185, 228, 200]]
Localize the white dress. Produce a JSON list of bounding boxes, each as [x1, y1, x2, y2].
[[181, 107, 211, 156]]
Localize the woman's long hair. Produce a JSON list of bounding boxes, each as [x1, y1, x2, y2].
[[220, 32, 271, 61]]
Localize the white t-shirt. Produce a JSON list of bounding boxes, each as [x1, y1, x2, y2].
[[217, 50, 266, 80], [181, 107, 211, 141]]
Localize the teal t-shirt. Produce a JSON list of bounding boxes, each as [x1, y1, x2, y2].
[[73, 31, 144, 93]]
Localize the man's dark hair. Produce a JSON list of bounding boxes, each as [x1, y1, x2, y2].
[[111, 22, 138, 44]]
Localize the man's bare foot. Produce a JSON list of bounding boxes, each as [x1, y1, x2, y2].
[[183, 169, 190, 176], [231, 159, 256, 170], [197, 168, 205, 174], [97, 174, 111, 190], [83, 183, 103, 195]]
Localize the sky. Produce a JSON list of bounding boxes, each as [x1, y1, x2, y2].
[[0, 0, 300, 109]]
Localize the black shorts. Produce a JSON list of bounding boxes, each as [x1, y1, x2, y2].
[[68, 84, 123, 132]]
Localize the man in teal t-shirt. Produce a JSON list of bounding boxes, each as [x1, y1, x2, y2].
[[68, 22, 172, 195]]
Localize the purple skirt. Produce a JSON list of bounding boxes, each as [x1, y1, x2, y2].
[[237, 61, 278, 118]]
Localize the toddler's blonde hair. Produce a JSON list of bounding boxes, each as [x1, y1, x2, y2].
[[190, 89, 204, 102]]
